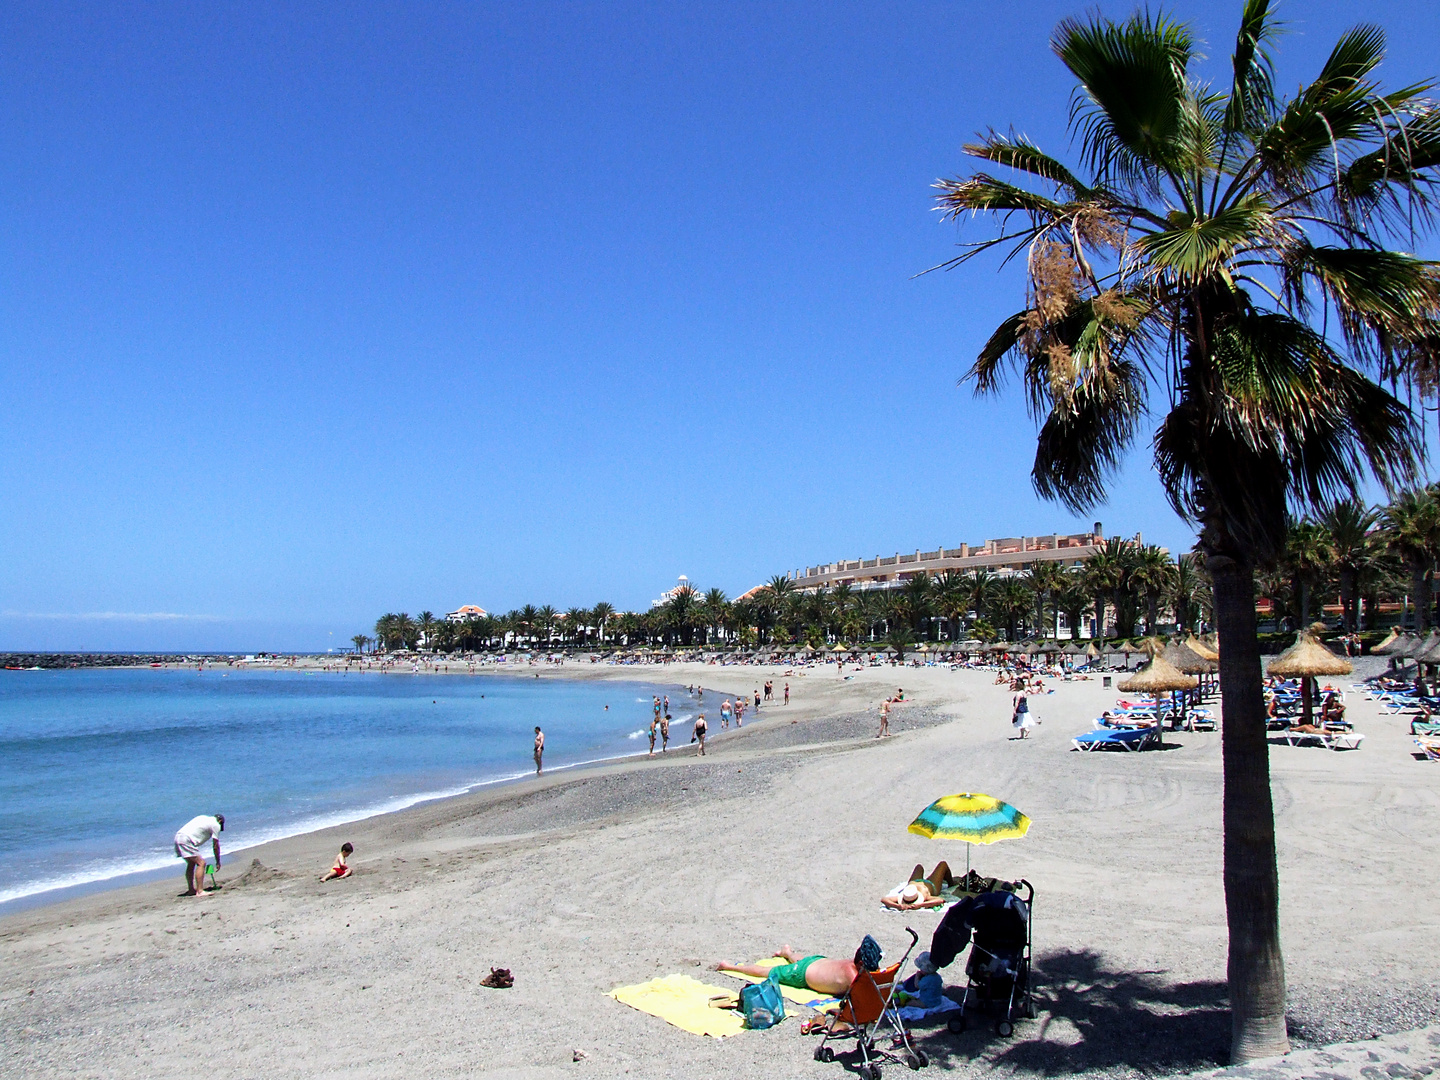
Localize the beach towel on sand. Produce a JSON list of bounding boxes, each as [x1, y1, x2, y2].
[[720, 959, 840, 1011], [609, 974, 746, 1037]]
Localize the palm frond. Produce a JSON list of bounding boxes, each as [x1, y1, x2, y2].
[[1031, 353, 1147, 512], [963, 132, 1091, 197], [967, 310, 1032, 394], [932, 175, 1069, 219], [1053, 10, 1196, 187], [1222, 0, 1280, 135], [1292, 245, 1440, 339], [1137, 198, 1277, 279]]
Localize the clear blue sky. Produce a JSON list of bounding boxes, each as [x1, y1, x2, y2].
[[3, 1, 1438, 651]]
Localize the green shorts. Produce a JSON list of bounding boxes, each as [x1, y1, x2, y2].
[[768, 955, 823, 989]]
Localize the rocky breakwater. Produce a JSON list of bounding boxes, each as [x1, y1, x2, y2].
[[0, 653, 203, 669]]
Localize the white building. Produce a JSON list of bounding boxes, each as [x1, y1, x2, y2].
[[446, 605, 489, 623]]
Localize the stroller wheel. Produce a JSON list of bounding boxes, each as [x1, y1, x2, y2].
[[814, 1046, 835, 1063], [864, 1065, 883, 1080], [997, 1020, 1014, 1037], [909, 1050, 929, 1069], [947, 1015, 966, 1034]]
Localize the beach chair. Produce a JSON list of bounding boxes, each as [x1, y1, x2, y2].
[[1072, 727, 1155, 752], [1413, 736, 1440, 762], [1275, 730, 1365, 751], [814, 929, 925, 1077]]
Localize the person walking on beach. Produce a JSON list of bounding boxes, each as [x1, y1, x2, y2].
[[660, 712, 670, 752], [1011, 691, 1033, 739], [878, 699, 891, 738], [721, 698, 733, 730], [754, 688, 761, 711], [533, 726, 545, 773], [648, 720, 657, 757], [653, 696, 662, 724], [174, 813, 224, 897], [663, 694, 670, 715], [784, 682, 790, 705], [693, 713, 707, 755]]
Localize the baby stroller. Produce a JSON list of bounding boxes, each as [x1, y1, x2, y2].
[[937, 880, 1035, 1037], [814, 928, 927, 1078]]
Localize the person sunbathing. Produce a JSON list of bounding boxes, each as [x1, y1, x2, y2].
[[882, 861, 955, 909], [712, 947, 857, 996]]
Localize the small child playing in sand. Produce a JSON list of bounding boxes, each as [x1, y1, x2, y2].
[[322, 843, 354, 881]]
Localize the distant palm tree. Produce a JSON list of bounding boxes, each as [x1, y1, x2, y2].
[[932, 2, 1433, 1057], [1083, 542, 1128, 640], [1282, 521, 1335, 628], [351, 634, 369, 654], [1025, 560, 1066, 638], [1320, 501, 1379, 632], [417, 611, 437, 651], [990, 578, 1033, 640], [1130, 546, 1175, 634], [1168, 554, 1210, 634], [591, 602, 614, 645], [1054, 573, 1092, 639], [1381, 488, 1440, 631]]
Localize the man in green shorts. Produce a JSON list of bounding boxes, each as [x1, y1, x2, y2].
[[712, 946, 858, 996]]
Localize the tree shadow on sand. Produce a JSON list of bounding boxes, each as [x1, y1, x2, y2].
[[902, 948, 1230, 1075]]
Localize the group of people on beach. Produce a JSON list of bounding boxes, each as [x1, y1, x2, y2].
[[173, 813, 354, 896]]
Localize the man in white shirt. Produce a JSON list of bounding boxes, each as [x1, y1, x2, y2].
[[174, 813, 224, 897]]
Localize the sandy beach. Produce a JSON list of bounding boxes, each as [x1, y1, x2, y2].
[[3, 660, 1438, 1079]]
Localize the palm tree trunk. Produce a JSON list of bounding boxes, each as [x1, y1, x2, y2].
[[1206, 546, 1289, 1063], [1094, 593, 1107, 638], [1338, 569, 1356, 633], [1413, 560, 1432, 633]]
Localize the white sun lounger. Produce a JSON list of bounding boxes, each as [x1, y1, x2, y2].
[[1276, 730, 1365, 751]]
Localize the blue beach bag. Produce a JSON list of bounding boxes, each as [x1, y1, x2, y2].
[[740, 975, 786, 1029]]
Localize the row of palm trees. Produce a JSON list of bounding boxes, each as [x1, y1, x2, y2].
[[1264, 485, 1440, 633], [359, 541, 1207, 657]]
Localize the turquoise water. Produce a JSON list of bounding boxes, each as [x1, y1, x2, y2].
[[0, 667, 692, 905]]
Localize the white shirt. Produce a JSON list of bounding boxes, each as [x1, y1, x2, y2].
[[176, 815, 221, 847]]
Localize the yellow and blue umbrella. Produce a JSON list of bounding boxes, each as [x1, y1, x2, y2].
[[908, 793, 1030, 873]]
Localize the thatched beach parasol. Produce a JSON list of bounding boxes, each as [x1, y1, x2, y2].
[[1118, 653, 1198, 735], [1268, 630, 1352, 726], [1369, 628, 1401, 656]]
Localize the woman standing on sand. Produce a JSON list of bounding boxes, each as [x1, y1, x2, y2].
[[1011, 691, 1033, 739], [877, 698, 891, 738], [693, 713, 707, 755]]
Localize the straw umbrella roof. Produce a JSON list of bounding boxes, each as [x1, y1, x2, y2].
[[1393, 631, 1430, 659], [1117, 654, 1199, 693], [1184, 634, 1220, 661], [1085, 641, 1102, 657], [1412, 630, 1440, 658], [1369, 627, 1401, 655], [1267, 632, 1353, 678], [1062, 641, 1088, 655], [1417, 636, 1440, 665], [1162, 638, 1218, 675], [831, 643, 848, 653]]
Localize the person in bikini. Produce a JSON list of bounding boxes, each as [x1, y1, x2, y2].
[[712, 947, 857, 996], [322, 842, 354, 881]]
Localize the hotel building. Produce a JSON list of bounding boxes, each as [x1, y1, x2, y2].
[[786, 524, 1119, 593]]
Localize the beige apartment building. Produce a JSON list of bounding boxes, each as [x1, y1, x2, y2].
[[788, 523, 1121, 593]]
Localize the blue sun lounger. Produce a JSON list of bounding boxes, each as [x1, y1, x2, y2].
[[1072, 726, 1155, 752]]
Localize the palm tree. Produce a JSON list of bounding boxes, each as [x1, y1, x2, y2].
[[1169, 553, 1210, 634], [933, 570, 970, 640], [1082, 541, 1128, 640], [932, 3, 1432, 1058], [1381, 487, 1440, 631], [591, 602, 614, 645], [1130, 546, 1175, 634], [1054, 573, 1092, 639], [417, 611, 437, 651], [1320, 501, 1379, 632], [1282, 520, 1335, 628], [901, 574, 936, 637], [1026, 560, 1066, 638], [990, 578, 1033, 641], [962, 569, 994, 628], [351, 634, 369, 654]]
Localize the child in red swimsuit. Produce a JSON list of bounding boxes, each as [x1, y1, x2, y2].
[[322, 843, 354, 881]]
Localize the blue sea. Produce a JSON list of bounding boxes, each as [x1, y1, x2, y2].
[[0, 667, 694, 907]]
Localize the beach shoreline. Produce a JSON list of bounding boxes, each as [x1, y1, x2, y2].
[[4, 660, 1438, 1080]]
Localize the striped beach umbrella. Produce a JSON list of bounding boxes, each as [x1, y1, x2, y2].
[[908, 793, 1031, 874]]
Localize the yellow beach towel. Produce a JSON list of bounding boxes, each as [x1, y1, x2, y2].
[[608, 974, 746, 1037], [722, 958, 840, 1011]]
